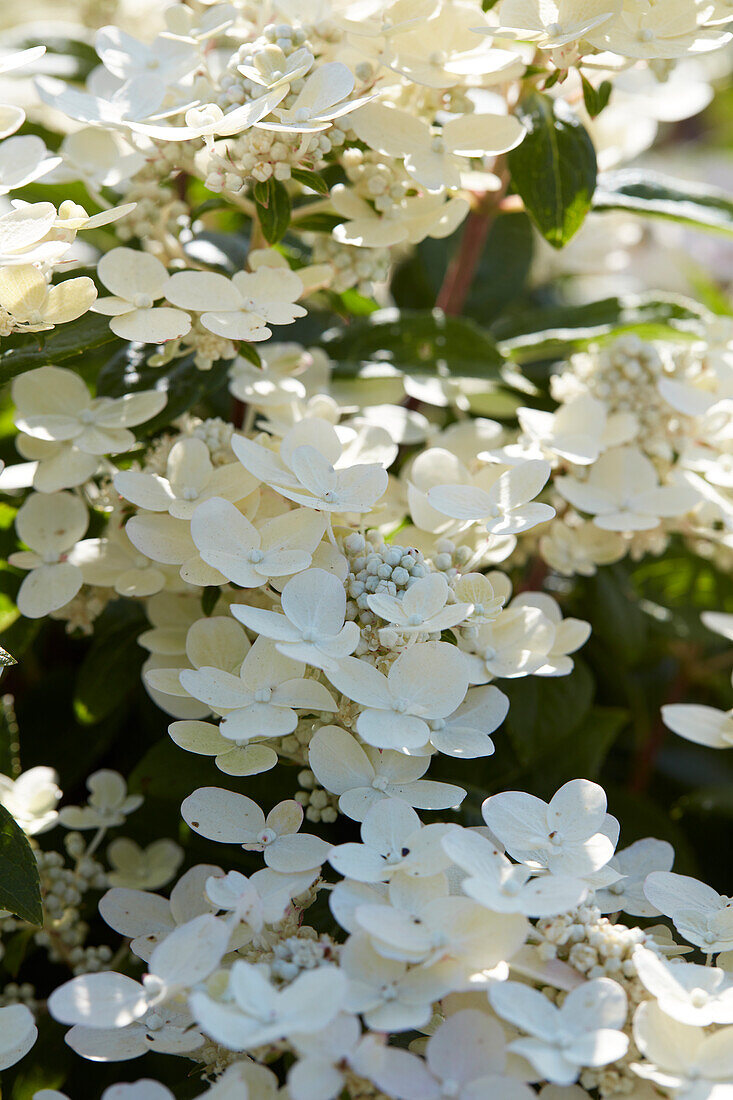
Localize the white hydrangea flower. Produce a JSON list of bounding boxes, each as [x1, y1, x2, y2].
[[64, 1005, 205, 1065], [513, 394, 636, 466], [491, 0, 622, 49], [643, 872, 733, 953], [0, 131, 59, 193], [204, 867, 317, 932], [9, 491, 88, 618], [366, 572, 471, 635], [257, 62, 368, 133], [632, 1000, 733, 1096], [54, 127, 146, 190], [556, 446, 700, 531], [106, 838, 184, 891], [0, 202, 71, 266], [49, 914, 230, 1028], [165, 268, 306, 342], [179, 635, 337, 741], [99, 863, 223, 962], [0, 1003, 37, 1070], [231, 419, 389, 514], [489, 977, 629, 1086], [331, 185, 470, 249], [351, 102, 524, 192], [181, 787, 332, 872], [231, 568, 360, 671], [190, 961, 346, 1050], [352, 871, 528, 979], [92, 248, 192, 343], [482, 779, 619, 879], [169, 719, 278, 778], [594, 837, 675, 916], [0, 765, 61, 835], [367, 1009, 536, 1100], [13, 366, 166, 456], [114, 438, 257, 520], [443, 827, 589, 917], [308, 724, 466, 819], [428, 460, 555, 536], [190, 497, 327, 587], [0, 261, 94, 330], [633, 945, 733, 1025], [328, 797, 454, 883], [326, 641, 470, 750], [58, 770, 143, 831], [424, 685, 509, 757], [340, 931, 453, 1031]]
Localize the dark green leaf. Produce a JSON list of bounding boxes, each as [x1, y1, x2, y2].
[[0, 804, 42, 925], [238, 342, 262, 368], [183, 231, 249, 273], [494, 292, 706, 363], [256, 178, 291, 244], [291, 168, 329, 196], [594, 169, 733, 236], [321, 308, 506, 379], [73, 602, 146, 725], [201, 587, 219, 616], [508, 92, 597, 248], [581, 76, 612, 119], [501, 660, 595, 770], [0, 315, 120, 386], [96, 347, 232, 435], [293, 212, 343, 233], [0, 644, 15, 668]]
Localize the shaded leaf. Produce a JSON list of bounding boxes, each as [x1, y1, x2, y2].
[[0, 804, 43, 925], [508, 93, 597, 248], [594, 169, 733, 236]]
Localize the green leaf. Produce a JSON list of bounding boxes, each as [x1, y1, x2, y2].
[[96, 347, 232, 435], [73, 602, 146, 725], [0, 314, 120, 386], [291, 168, 329, 196], [501, 660, 595, 770], [675, 786, 733, 820], [508, 92, 597, 248], [321, 308, 506, 379], [292, 212, 343, 233], [0, 804, 42, 925], [594, 169, 733, 236], [255, 178, 292, 244], [581, 75, 612, 119], [494, 292, 706, 364], [537, 706, 628, 791], [0, 644, 16, 668], [201, 587, 219, 616]]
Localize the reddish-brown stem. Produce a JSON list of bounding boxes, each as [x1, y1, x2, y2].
[[435, 167, 509, 316], [629, 668, 689, 794], [435, 209, 494, 316]]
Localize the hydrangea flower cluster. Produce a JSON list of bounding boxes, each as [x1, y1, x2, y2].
[[0, 0, 731, 1098]]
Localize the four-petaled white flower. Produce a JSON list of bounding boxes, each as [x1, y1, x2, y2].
[[428, 460, 555, 536], [190, 961, 346, 1050], [0, 766, 61, 836], [182, 787, 331, 872], [114, 437, 257, 520], [165, 268, 306, 342], [58, 770, 143, 830], [482, 779, 619, 878], [179, 635, 337, 741], [9, 491, 88, 618], [231, 568, 359, 671], [231, 419, 389, 514], [0, 265, 95, 331], [443, 827, 588, 917], [327, 641, 470, 750], [489, 977, 629, 1086], [556, 446, 700, 531], [643, 872, 733, 954], [308, 724, 466, 820], [13, 366, 166, 455], [633, 946, 733, 1026], [328, 797, 454, 883], [92, 248, 191, 343], [632, 1001, 733, 1097]]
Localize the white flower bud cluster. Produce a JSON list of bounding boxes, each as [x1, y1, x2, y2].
[[270, 929, 339, 982], [310, 234, 391, 293], [294, 766, 339, 823]]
